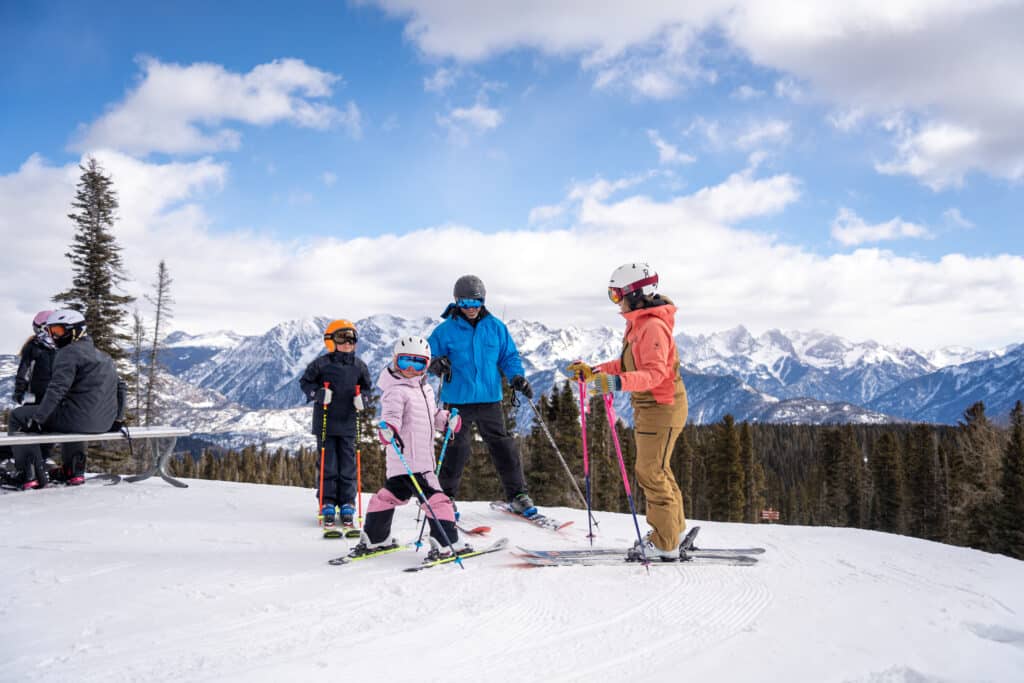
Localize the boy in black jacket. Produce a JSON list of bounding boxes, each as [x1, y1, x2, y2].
[[299, 319, 372, 528]]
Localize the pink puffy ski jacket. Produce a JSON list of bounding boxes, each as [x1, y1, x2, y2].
[[376, 367, 453, 479]]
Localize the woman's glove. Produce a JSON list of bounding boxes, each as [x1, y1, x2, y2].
[[587, 373, 622, 396], [565, 360, 597, 382]]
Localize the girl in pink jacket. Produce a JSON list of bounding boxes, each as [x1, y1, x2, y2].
[[355, 336, 467, 558]]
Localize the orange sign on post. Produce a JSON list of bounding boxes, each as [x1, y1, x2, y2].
[[761, 508, 780, 522]]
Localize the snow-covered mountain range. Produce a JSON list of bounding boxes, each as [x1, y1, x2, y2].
[[2, 316, 1021, 449]]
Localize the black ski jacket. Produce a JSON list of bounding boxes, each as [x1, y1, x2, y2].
[[299, 351, 372, 436], [14, 337, 56, 403], [34, 336, 126, 433]]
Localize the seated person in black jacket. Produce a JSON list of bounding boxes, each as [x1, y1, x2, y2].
[[7, 310, 126, 489]]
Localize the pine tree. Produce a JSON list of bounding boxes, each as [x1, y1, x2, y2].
[[871, 433, 903, 534], [996, 401, 1024, 559], [905, 424, 943, 540], [144, 260, 174, 426], [822, 429, 847, 525], [950, 402, 1002, 548], [709, 415, 745, 521], [843, 425, 865, 528], [130, 310, 146, 424], [53, 157, 135, 364], [741, 422, 765, 524]]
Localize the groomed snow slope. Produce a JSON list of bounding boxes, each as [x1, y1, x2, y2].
[[2, 479, 1023, 682]]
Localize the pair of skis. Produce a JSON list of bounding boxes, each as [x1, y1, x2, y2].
[[515, 526, 764, 567], [328, 537, 510, 571]]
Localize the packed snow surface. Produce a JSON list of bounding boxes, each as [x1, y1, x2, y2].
[[2, 479, 1023, 682]]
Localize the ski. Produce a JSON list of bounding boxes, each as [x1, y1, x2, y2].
[[516, 526, 765, 560], [0, 472, 121, 491], [457, 523, 491, 536], [403, 537, 509, 572], [489, 501, 573, 532], [328, 542, 409, 565], [518, 552, 758, 567]]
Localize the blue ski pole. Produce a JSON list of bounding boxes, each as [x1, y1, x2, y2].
[[415, 407, 459, 550], [380, 422, 464, 569]]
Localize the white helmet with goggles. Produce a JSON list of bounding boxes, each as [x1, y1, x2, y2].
[[608, 263, 658, 304], [393, 336, 431, 373]]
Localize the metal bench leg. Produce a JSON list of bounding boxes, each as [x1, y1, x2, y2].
[[125, 437, 188, 488]]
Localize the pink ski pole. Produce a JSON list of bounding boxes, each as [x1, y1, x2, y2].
[[603, 393, 649, 566]]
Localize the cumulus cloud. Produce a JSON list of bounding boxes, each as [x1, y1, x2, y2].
[[830, 208, 931, 246], [73, 57, 353, 155], [365, 1, 1024, 187], [647, 129, 696, 165], [3, 153, 1022, 352]]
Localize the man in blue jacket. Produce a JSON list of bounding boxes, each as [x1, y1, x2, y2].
[[428, 275, 536, 516]]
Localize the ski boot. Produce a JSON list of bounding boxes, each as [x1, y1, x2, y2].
[[339, 503, 356, 527], [320, 503, 337, 528], [626, 532, 680, 563], [349, 531, 399, 557], [508, 492, 537, 518], [426, 536, 473, 561]]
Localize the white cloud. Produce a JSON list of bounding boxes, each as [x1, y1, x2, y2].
[[830, 207, 931, 246], [827, 107, 865, 132], [322, 171, 338, 187], [436, 97, 503, 142], [424, 66, 457, 92], [647, 129, 696, 165], [527, 203, 565, 225], [338, 101, 363, 140], [731, 84, 765, 100], [735, 119, 790, 149], [73, 57, 352, 155], [4, 153, 1023, 353], [943, 208, 974, 229], [364, 1, 1024, 187]]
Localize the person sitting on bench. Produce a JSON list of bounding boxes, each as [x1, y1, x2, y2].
[[7, 310, 126, 489]]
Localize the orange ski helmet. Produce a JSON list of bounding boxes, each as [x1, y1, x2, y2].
[[323, 319, 357, 352]]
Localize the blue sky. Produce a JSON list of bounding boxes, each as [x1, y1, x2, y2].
[[2, 1, 1023, 352]]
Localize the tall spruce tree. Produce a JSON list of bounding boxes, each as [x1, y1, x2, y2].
[[822, 428, 848, 526], [709, 415, 745, 521], [144, 260, 174, 425], [53, 157, 135, 363], [996, 401, 1024, 559], [741, 421, 765, 524]]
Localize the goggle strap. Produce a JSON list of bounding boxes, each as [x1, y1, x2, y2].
[[618, 274, 659, 296]]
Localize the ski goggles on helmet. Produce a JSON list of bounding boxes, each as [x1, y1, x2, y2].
[[396, 354, 429, 372], [456, 298, 483, 309], [47, 324, 69, 339], [326, 330, 357, 344], [608, 274, 659, 304]]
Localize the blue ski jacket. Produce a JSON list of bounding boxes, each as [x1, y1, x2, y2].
[[428, 306, 525, 405]]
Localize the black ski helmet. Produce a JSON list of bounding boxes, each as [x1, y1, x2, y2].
[[453, 275, 486, 301]]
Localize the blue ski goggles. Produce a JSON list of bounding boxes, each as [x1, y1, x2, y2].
[[456, 298, 483, 309], [396, 354, 429, 371]]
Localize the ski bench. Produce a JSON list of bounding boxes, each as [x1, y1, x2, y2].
[[0, 426, 191, 488]]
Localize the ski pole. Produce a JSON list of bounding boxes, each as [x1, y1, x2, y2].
[[578, 378, 595, 544], [317, 381, 330, 527], [415, 407, 459, 550], [355, 385, 363, 529], [380, 422, 464, 568], [418, 374, 447, 526], [526, 397, 599, 532], [603, 394, 649, 567]]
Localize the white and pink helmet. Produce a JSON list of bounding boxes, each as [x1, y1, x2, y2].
[[32, 310, 53, 333]]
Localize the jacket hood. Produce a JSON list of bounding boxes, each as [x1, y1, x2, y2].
[[621, 297, 677, 327]]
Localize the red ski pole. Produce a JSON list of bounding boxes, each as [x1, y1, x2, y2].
[[318, 381, 330, 527]]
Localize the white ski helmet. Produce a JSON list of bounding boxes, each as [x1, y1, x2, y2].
[[608, 262, 659, 303], [393, 335, 431, 364], [46, 309, 87, 347]]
